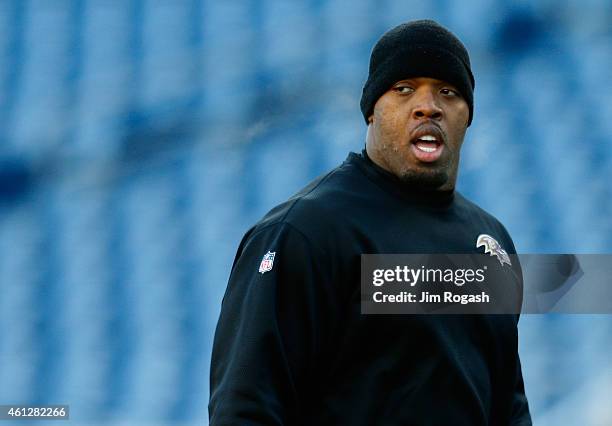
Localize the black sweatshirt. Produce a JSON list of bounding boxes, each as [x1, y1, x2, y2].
[[209, 150, 532, 425]]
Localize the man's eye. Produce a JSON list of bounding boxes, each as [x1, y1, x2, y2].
[[441, 88, 459, 97], [395, 86, 414, 94]]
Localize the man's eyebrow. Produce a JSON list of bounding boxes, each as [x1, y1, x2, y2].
[[393, 78, 458, 87]]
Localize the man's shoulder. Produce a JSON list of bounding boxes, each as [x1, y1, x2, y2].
[[455, 192, 517, 252], [259, 158, 362, 224], [455, 192, 497, 220], [247, 155, 365, 248]]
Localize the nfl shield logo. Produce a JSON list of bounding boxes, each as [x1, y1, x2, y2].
[[259, 251, 276, 274]]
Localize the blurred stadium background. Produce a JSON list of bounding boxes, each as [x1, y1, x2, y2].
[[0, 1, 611, 425]]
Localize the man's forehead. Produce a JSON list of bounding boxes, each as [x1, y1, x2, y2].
[[393, 77, 458, 87]]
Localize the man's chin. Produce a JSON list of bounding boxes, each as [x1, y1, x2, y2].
[[398, 169, 449, 190]]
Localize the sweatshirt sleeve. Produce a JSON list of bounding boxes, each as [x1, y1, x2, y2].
[[208, 222, 337, 425], [510, 352, 532, 425], [498, 224, 532, 425]]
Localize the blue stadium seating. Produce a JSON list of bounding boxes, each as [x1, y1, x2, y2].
[[0, 1, 611, 424]]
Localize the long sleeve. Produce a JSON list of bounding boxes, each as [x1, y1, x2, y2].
[[508, 244, 532, 425], [510, 329, 532, 425], [508, 245, 532, 425], [208, 222, 337, 425]]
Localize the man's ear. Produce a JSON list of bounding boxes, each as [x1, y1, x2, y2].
[[368, 115, 373, 124]]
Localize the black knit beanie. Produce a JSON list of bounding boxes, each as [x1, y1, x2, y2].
[[360, 20, 475, 126]]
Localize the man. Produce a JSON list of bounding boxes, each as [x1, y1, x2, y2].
[[209, 20, 532, 425]]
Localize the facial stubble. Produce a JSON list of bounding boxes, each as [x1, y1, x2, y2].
[[384, 143, 455, 190]]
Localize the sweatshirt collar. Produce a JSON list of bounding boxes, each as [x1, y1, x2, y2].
[[350, 149, 455, 208]]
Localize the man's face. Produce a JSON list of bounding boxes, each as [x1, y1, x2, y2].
[[366, 77, 470, 190]]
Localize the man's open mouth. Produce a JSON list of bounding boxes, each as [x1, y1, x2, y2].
[[411, 133, 444, 162]]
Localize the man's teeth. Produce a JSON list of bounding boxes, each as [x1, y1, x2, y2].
[[415, 134, 439, 153]]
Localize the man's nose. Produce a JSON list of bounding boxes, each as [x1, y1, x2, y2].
[[412, 90, 443, 120]]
